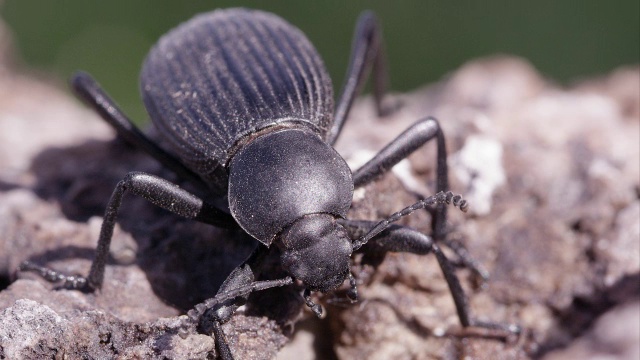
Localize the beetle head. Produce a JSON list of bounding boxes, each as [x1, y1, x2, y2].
[[278, 214, 352, 292]]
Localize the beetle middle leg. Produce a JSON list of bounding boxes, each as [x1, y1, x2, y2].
[[347, 117, 492, 287], [351, 117, 449, 240], [21, 171, 237, 291]]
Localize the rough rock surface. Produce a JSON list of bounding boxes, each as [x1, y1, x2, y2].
[[1, 19, 639, 360]]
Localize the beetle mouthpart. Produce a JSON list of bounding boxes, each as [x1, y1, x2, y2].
[[303, 288, 326, 319], [347, 273, 358, 303]]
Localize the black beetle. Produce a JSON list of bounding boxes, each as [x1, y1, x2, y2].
[[22, 8, 518, 359]]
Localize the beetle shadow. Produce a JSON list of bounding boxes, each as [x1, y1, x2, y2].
[[25, 137, 258, 311], [0, 180, 23, 192]]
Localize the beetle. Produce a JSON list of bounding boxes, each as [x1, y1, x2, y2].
[[21, 8, 517, 359]]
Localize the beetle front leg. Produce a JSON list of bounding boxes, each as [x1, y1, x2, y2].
[[186, 247, 293, 360], [21, 171, 238, 291], [341, 219, 520, 336]]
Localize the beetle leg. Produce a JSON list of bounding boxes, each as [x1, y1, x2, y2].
[[211, 321, 234, 360], [351, 191, 467, 251], [351, 117, 449, 240], [329, 11, 391, 145], [442, 237, 490, 284], [349, 119, 491, 282], [187, 247, 292, 360], [21, 171, 237, 291], [19, 261, 89, 290], [341, 220, 520, 336], [71, 72, 209, 191], [351, 117, 445, 189]]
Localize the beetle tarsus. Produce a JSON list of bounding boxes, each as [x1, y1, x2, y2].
[[19, 260, 91, 291]]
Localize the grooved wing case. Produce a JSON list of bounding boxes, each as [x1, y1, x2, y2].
[[141, 8, 334, 194]]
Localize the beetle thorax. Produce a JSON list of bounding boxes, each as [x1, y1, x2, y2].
[[227, 128, 354, 246]]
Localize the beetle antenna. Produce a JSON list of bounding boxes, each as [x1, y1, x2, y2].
[[352, 191, 468, 251]]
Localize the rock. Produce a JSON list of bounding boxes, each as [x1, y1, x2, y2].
[[327, 56, 639, 359], [542, 300, 640, 360], [1, 15, 638, 360]]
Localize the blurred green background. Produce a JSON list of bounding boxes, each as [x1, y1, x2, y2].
[[2, 1, 638, 123]]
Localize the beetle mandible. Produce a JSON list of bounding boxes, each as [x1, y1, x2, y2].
[[21, 8, 518, 359]]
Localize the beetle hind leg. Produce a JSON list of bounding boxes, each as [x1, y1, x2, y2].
[[71, 71, 208, 190], [329, 11, 395, 145]]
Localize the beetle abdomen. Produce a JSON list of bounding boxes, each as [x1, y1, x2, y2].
[[141, 8, 334, 192]]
